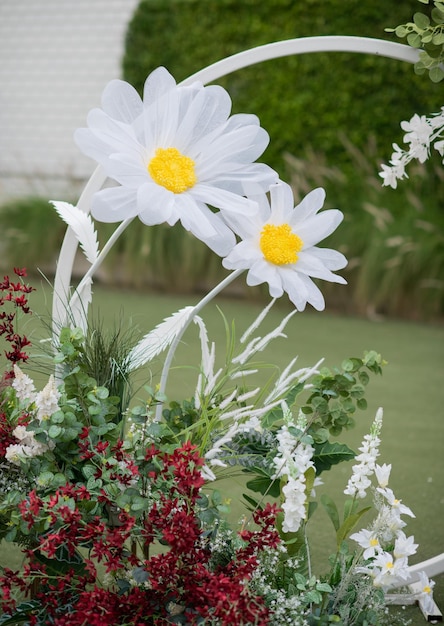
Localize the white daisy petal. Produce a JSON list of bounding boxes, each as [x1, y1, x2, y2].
[[142, 66, 177, 107], [91, 187, 138, 223], [296, 210, 344, 246], [137, 183, 176, 225], [101, 79, 143, 123]]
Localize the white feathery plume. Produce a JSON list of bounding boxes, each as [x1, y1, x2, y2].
[[240, 298, 276, 344], [51, 201, 100, 332], [51, 201, 99, 265], [233, 310, 297, 365], [127, 306, 195, 371]]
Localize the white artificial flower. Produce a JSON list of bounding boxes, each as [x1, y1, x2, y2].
[[376, 487, 415, 519], [273, 422, 315, 533], [12, 365, 36, 403], [374, 463, 391, 488], [379, 163, 400, 189], [222, 181, 347, 311], [376, 504, 407, 543], [75, 67, 278, 256], [344, 408, 383, 499], [393, 531, 418, 559], [401, 114, 432, 148], [416, 571, 436, 614], [434, 139, 444, 156], [5, 443, 33, 466], [371, 552, 410, 590], [281, 477, 307, 533], [35, 375, 60, 421], [12, 425, 30, 442], [349, 528, 382, 560]]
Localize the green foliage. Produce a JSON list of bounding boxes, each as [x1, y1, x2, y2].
[[301, 351, 384, 443], [387, 0, 444, 82], [123, 0, 442, 175]]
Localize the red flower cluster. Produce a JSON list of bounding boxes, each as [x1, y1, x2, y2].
[[0, 441, 281, 625], [0, 268, 34, 378]]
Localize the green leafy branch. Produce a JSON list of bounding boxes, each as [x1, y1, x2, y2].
[[386, 0, 444, 82]]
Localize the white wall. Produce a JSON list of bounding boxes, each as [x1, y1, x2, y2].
[[0, 0, 140, 201]]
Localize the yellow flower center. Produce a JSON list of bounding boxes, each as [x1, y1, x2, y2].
[[148, 147, 197, 193], [370, 538, 379, 547], [260, 223, 303, 265], [423, 585, 431, 594], [386, 561, 394, 569]]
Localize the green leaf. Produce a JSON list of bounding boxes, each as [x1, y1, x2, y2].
[[429, 65, 444, 82], [320, 494, 340, 531], [413, 12, 431, 29], [245, 468, 281, 497], [407, 32, 424, 48], [313, 441, 355, 474], [242, 493, 263, 513], [48, 424, 62, 439], [0, 601, 40, 624], [336, 507, 371, 548], [357, 398, 367, 410]]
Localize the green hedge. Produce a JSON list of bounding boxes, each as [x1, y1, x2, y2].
[[123, 0, 442, 176]]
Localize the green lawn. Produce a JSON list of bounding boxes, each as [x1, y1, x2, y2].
[[2, 280, 443, 623]]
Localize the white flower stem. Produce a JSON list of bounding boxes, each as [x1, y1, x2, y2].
[[155, 268, 244, 421], [68, 217, 135, 313]]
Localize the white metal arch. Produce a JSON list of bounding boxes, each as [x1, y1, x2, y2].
[[52, 35, 420, 329]]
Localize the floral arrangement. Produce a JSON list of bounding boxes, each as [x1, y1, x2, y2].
[[0, 66, 436, 625]]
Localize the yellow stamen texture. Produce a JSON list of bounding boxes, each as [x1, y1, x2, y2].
[[424, 586, 431, 594], [148, 147, 197, 194], [370, 538, 379, 547], [260, 223, 303, 265]]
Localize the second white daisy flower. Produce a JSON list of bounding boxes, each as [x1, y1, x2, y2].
[[222, 181, 347, 310]]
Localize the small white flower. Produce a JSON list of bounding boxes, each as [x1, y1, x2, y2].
[[35, 375, 60, 421], [371, 552, 410, 590], [5, 443, 33, 465], [75, 67, 277, 255], [376, 487, 415, 519], [350, 528, 382, 559], [401, 114, 432, 147], [416, 571, 436, 614], [344, 408, 383, 499], [223, 181, 347, 311], [434, 139, 444, 156], [374, 463, 391, 488], [379, 163, 399, 189], [12, 425, 30, 442], [393, 531, 418, 559], [12, 365, 36, 403]]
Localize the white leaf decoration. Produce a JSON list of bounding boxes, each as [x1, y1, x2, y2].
[[128, 306, 196, 371], [51, 201, 99, 265]]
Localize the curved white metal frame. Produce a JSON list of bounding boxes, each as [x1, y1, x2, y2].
[[52, 35, 420, 329]]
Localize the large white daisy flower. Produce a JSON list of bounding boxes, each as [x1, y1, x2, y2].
[[222, 181, 347, 310], [74, 67, 278, 255]]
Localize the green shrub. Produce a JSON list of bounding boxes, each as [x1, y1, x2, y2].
[[0, 197, 65, 273]]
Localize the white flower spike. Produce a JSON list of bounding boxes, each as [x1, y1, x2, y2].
[[75, 67, 278, 255], [222, 181, 347, 311]]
